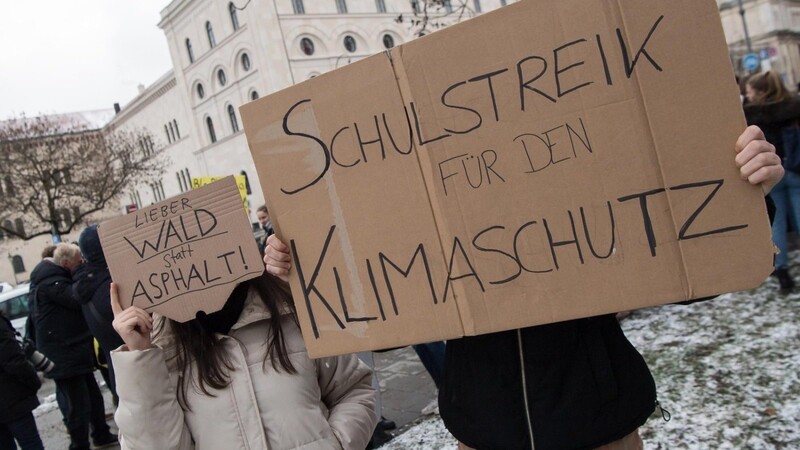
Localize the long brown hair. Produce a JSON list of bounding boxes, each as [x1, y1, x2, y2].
[[747, 71, 790, 103], [159, 273, 298, 406]]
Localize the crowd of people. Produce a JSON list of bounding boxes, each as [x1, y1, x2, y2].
[[0, 86, 792, 450]]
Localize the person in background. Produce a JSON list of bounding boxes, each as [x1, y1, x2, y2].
[[25, 245, 59, 343], [110, 271, 376, 449], [256, 204, 275, 256], [30, 243, 117, 450], [744, 71, 800, 292], [0, 310, 44, 450], [263, 127, 783, 450], [72, 225, 124, 406]]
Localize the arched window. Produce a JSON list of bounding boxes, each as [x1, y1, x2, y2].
[[292, 0, 305, 14], [11, 255, 24, 274], [336, 0, 348, 13], [197, 83, 205, 99], [218, 69, 227, 86], [300, 37, 315, 56], [250, 90, 259, 100], [228, 105, 239, 132], [206, 21, 216, 48], [164, 124, 171, 143], [169, 122, 176, 142], [186, 38, 195, 63], [343, 35, 357, 53], [376, 0, 386, 13], [241, 53, 251, 71], [229, 3, 240, 31], [206, 117, 217, 143], [173, 119, 180, 139], [382, 34, 395, 49]]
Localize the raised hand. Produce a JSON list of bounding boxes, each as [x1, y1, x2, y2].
[[110, 282, 154, 351]]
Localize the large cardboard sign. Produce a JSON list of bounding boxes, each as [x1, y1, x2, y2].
[[99, 177, 264, 322], [240, 0, 775, 357]]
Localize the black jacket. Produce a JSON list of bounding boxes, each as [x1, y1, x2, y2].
[[72, 262, 123, 357], [744, 96, 800, 162], [0, 314, 40, 423], [440, 315, 655, 450], [29, 259, 95, 380]]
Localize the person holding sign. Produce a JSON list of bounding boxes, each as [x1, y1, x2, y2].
[[263, 126, 782, 449], [109, 272, 377, 449]]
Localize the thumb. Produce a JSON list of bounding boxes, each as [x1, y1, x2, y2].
[[109, 282, 123, 316]]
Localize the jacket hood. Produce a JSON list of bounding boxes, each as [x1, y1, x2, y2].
[[29, 259, 69, 285], [79, 225, 106, 265], [744, 96, 800, 126]]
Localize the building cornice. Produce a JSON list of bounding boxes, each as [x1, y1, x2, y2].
[[108, 72, 177, 126]]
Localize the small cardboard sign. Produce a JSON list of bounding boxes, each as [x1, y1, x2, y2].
[[240, 0, 775, 357], [192, 175, 249, 213], [99, 177, 264, 322]]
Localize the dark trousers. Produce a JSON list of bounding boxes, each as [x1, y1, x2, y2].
[[0, 412, 44, 450], [413, 341, 446, 389], [54, 373, 111, 450]]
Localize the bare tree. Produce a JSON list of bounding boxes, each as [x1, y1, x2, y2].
[[0, 114, 167, 240], [397, 0, 477, 37]]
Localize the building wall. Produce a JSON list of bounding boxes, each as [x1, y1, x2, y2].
[[719, 0, 800, 87]]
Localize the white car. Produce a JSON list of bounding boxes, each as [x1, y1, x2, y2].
[[0, 283, 31, 336]]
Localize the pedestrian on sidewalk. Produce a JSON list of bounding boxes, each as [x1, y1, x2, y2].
[[263, 126, 783, 450], [0, 311, 44, 450], [29, 243, 117, 450], [110, 271, 377, 449]]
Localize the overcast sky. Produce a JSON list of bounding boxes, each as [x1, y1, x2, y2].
[[0, 1, 173, 119]]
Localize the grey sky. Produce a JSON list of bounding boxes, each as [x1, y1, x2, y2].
[[0, 1, 172, 119]]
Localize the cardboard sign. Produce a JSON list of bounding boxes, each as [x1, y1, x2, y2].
[[240, 0, 775, 357], [99, 177, 264, 322]]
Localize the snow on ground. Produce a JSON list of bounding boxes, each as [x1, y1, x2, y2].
[[383, 258, 800, 449], [33, 393, 58, 418]]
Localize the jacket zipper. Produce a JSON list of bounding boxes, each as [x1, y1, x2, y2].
[[517, 329, 536, 450]]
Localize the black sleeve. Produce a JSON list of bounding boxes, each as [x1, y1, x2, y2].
[[0, 322, 41, 390]]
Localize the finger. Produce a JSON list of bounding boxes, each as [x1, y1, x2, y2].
[[735, 139, 776, 168], [735, 125, 766, 154], [118, 315, 151, 335], [748, 165, 784, 194], [110, 282, 123, 316], [265, 245, 292, 263], [266, 234, 289, 253], [739, 151, 781, 180]]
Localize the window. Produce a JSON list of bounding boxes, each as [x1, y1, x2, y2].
[[344, 35, 357, 53], [11, 255, 25, 274], [336, 0, 348, 13], [197, 83, 205, 99], [250, 90, 259, 100], [382, 34, 395, 49], [164, 124, 171, 143], [177, 168, 192, 192], [58, 209, 72, 230], [14, 219, 24, 236], [376, 0, 386, 13], [292, 0, 305, 14], [300, 37, 315, 56], [241, 53, 251, 71], [186, 38, 195, 63], [500, 0, 507, 5], [173, 119, 180, 139], [206, 21, 216, 48], [229, 3, 240, 31], [169, 122, 176, 142], [473, 0, 481, 12], [444, 0, 453, 13], [228, 105, 239, 132], [0, 177, 14, 197], [206, 117, 217, 143], [218, 69, 227, 86]]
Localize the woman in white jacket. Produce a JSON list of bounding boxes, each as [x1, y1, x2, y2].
[[109, 273, 377, 450]]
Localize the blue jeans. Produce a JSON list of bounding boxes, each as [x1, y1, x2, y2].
[[769, 170, 800, 268], [413, 341, 446, 389], [0, 412, 44, 450]]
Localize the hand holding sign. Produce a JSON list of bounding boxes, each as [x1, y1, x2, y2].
[[735, 126, 783, 195], [263, 235, 291, 282], [110, 282, 154, 352]]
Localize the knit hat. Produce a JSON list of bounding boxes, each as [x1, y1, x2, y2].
[[78, 225, 105, 265]]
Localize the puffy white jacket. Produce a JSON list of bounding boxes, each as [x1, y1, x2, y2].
[[111, 290, 376, 450]]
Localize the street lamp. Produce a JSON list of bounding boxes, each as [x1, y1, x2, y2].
[[737, 0, 753, 55]]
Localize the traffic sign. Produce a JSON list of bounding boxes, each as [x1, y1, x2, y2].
[[743, 53, 760, 71]]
